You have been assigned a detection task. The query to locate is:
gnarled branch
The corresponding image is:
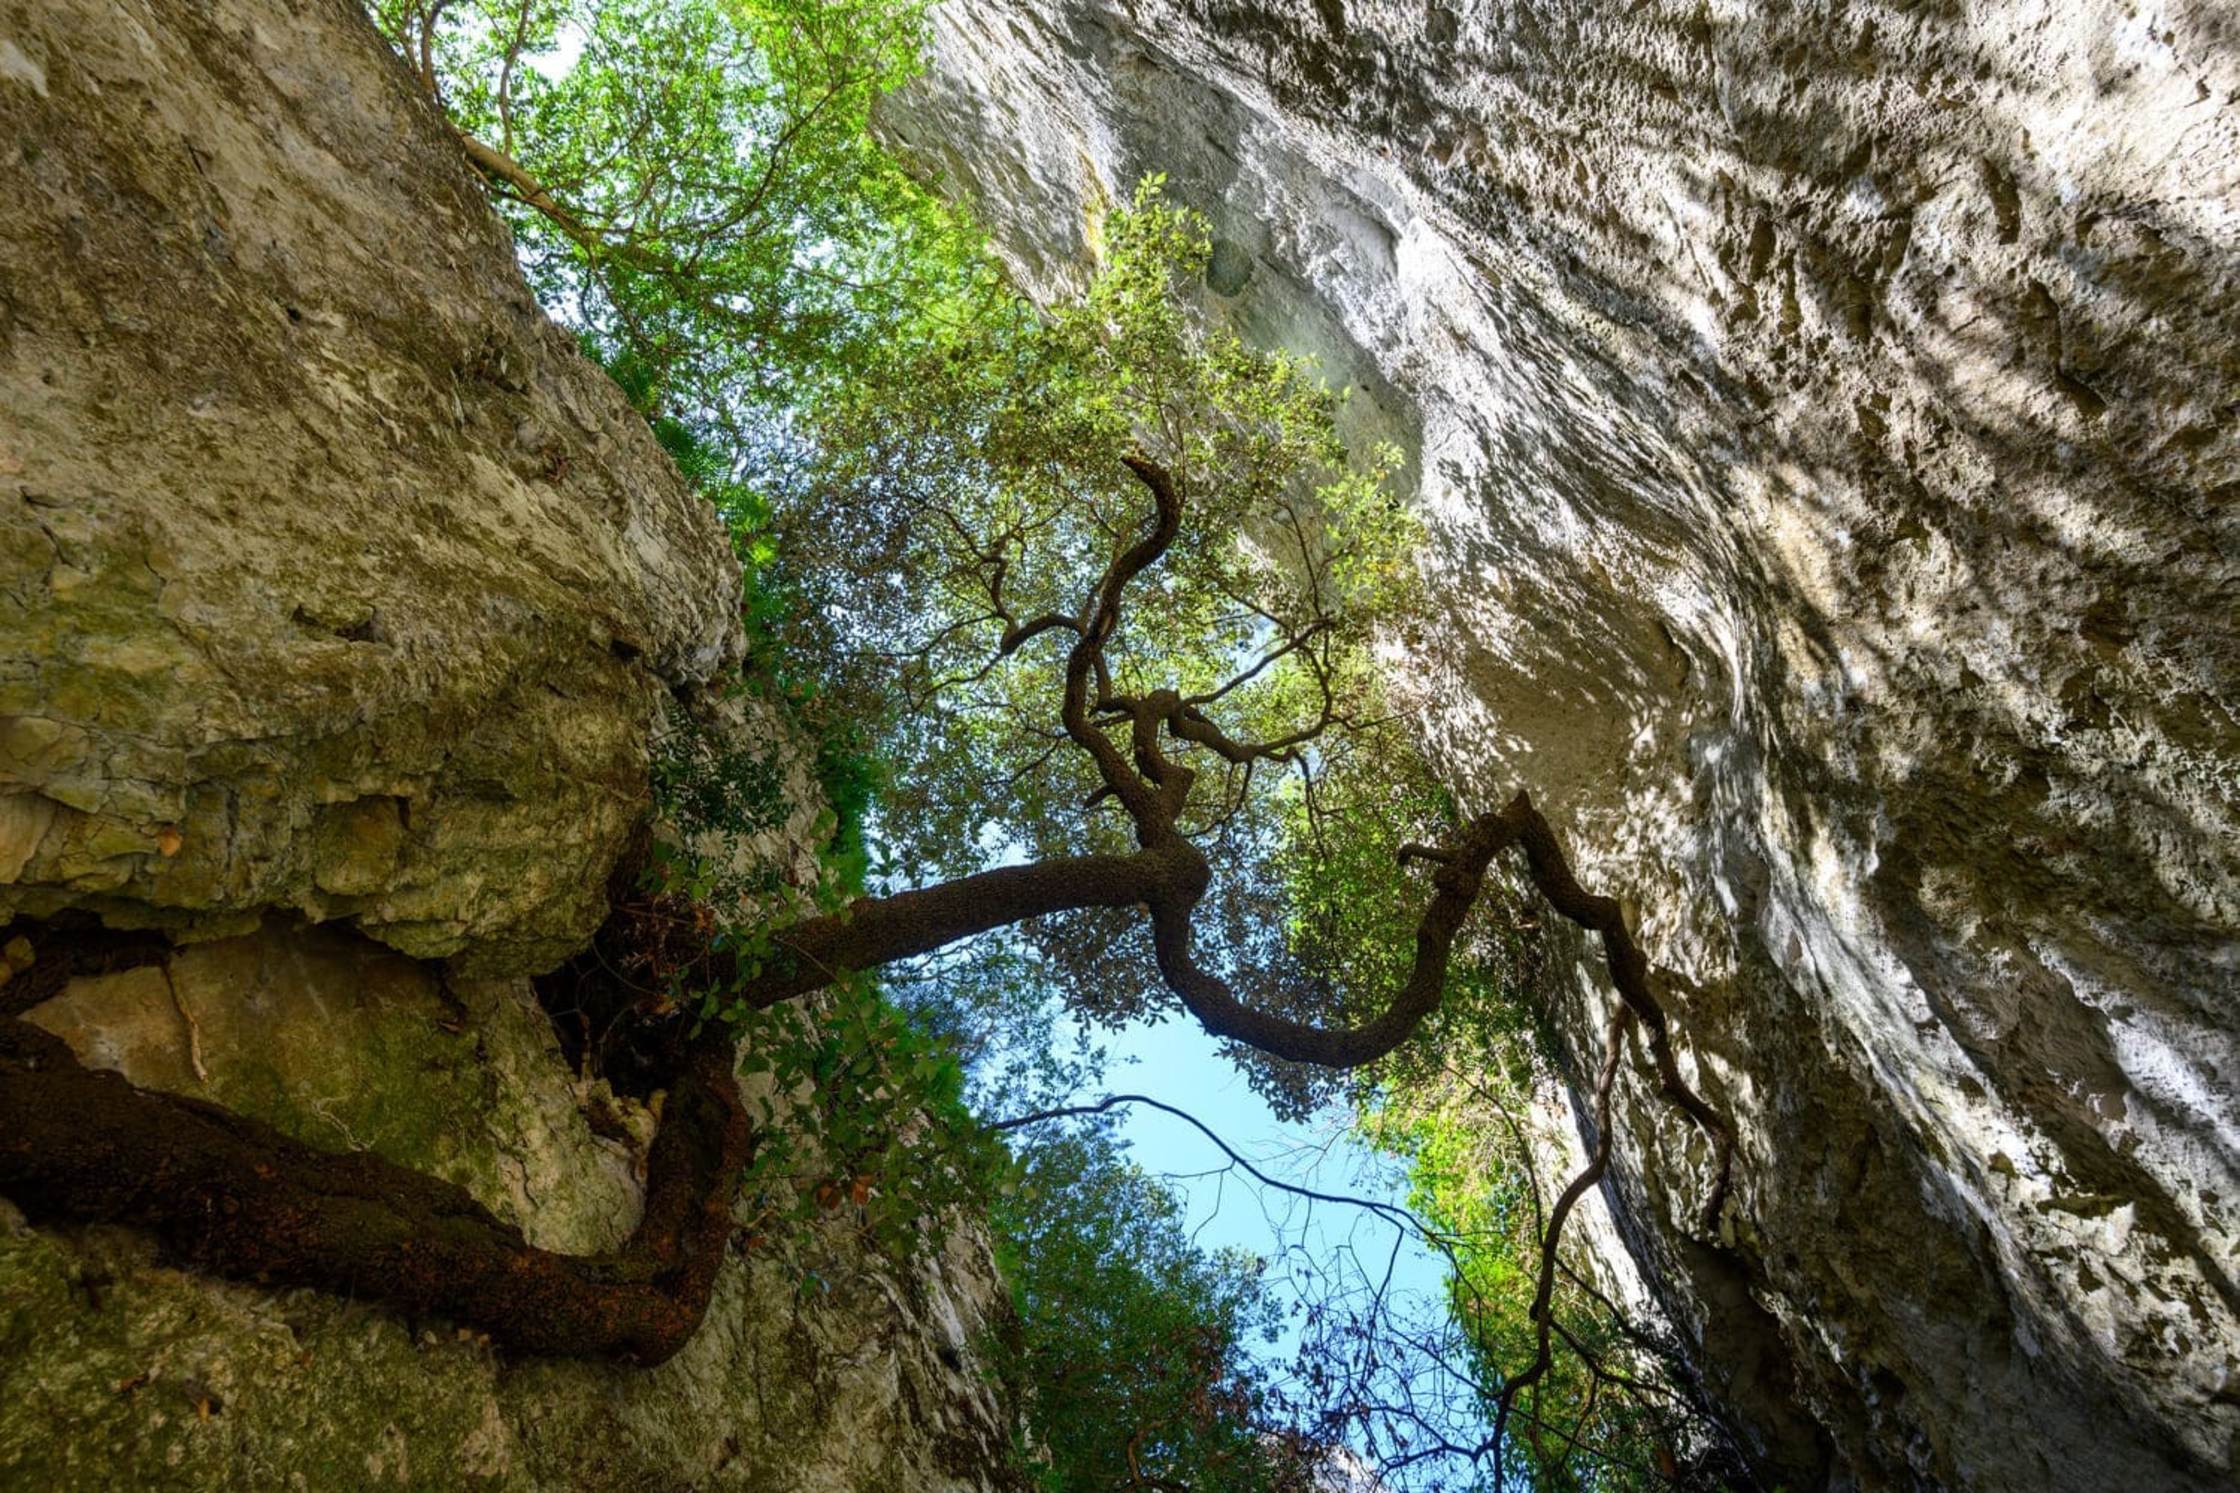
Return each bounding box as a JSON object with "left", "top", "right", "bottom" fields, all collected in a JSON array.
[{"left": 0, "top": 923, "right": 749, "bottom": 1366}]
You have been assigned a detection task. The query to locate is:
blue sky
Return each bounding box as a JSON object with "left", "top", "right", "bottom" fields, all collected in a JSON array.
[{"left": 1098, "top": 1008, "right": 1453, "bottom": 1369}]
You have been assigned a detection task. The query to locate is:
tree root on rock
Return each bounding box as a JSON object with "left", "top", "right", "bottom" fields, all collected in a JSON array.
[
  {"left": 0, "top": 784, "right": 1731, "bottom": 1394},
  {"left": 0, "top": 921, "right": 750, "bottom": 1366}
]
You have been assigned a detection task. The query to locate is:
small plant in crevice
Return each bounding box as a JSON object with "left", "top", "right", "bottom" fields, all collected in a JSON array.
[
  {"left": 639, "top": 679, "right": 1001, "bottom": 1269},
  {"left": 726, "top": 970, "right": 1011, "bottom": 1268},
  {"left": 649, "top": 704, "right": 789, "bottom": 889}
]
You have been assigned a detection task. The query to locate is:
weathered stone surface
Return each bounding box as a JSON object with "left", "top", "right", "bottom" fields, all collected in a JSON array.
[
  {"left": 0, "top": 0, "right": 745, "bottom": 971},
  {"left": 0, "top": 0, "right": 1018, "bottom": 1483},
  {"left": 2, "top": 922, "right": 1013, "bottom": 1491},
  {"left": 884, "top": 2, "right": 2239, "bottom": 1486}
]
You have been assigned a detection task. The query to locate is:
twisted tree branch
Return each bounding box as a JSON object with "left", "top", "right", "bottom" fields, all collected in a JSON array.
[{"left": 0, "top": 921, "right": 749, "bottom": 1366}]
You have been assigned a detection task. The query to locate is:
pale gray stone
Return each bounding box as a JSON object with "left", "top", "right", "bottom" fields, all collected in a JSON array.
[{"left": 882, "top": 2, "right": 2240, "bottom": 1486}]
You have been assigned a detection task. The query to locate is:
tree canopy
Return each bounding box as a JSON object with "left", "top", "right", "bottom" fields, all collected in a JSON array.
[
  {"left": 567, "top": 169, "right": 1738, "bottom": 1485},
  {"left": 990, "top": 1125, "right": 1321, "bottom": 1491},
  {"left": 375, "top": 0, "right": 981, "bottom": 480}
]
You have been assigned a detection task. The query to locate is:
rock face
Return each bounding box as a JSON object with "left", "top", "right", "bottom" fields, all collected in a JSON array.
[
  {"left": 1, "top": 0, "right": 744, "bottom": 972},
  {"left": 882, "top": 2, "right": 2240, "bottom": 1486},
  {"left": 3, "top": 918, "right": 1013, "bottom": 1491},
  {"left": 0, "top": 0, "right": 1014, "bottom": 1484}
]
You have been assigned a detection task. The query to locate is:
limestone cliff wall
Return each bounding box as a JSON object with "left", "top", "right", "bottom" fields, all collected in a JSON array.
[
  {"left": 1, "top": 0, "right": 743, "bottom": 972},
  {"left": 0, "top": 0, "right": 1013, "bottom": 1484},
  {"left": 883, "top": 2, "right": 2239, "bottom": 1486}
]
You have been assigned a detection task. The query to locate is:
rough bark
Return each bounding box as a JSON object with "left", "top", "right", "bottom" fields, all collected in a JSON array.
[{"left": 0, "top": 925, "right": 749, "bottom": 1366}]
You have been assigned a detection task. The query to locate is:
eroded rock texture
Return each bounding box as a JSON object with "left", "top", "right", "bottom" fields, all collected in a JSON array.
[
  {"left": 884, "top": 1, "right": 2239, "bottom": 1486},
  {"left": 1, "top": 0, "right": 744, "bottom": 971},
  {"left": 2, "top": 917, "right": 1012, "bottom": 1490},
  {"left": 1, "top": 0, "right": 1014, "bottom": 1484}
]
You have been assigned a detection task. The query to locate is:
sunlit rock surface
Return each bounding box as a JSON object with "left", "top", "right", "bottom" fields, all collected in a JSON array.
[
  {"left": 0, "top": 0, "right": 1015, "bottom": 1483},
  {"left": 884, "top": 2, "right": 2240, "bottom": 1485},
  {"left": 0, "top": 0, "right": 745, "bottom": 972}
]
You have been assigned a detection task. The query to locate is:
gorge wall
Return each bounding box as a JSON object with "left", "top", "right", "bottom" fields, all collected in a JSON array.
[
  {"left": 0, "top": 0, "right": 1010, "bottom": 1484},
  {"left": 882, "top": 2, "right": 2240, "bottom": 1487}
]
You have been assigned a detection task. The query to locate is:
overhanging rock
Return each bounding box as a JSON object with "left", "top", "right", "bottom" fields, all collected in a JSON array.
[
  {"left": 881, "top": 1, "right": 2240, "bottom": 1485},
  {"left": 1, "top": 0, "right": 744, "bottom": 972}
]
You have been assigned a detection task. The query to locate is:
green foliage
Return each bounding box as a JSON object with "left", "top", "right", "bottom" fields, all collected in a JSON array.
[
  {"left": 648, "top": 695, "right": 1004, "bottom": 1265},
  {"left": 796, "top": 181, "right": 1432, "bottom": 1038},
  {"left": 650, "top": 707, "right": 786, "bottom": 875},
  {"left": 1367, "top": 1081, "right": 1701, "bottom": 1491},
  {"left": 806, "top": 178, "right": 1417, "bottom": 749},
  {"left": 637, "top": 640, "right": 1013, "bottom": 1301},
  {"left": 384, "top": 1, "right": 1702, "bottom": 1475},
  {"left": 374, "top": 0, "right": 983, "bottom": 434},
  {"left": 804, "top": 717, "right": 880, "bottom": 893},
  {"left": 989, "top": 1127, "right": 1321, "bottom": 1491},
  {"left": 598, "top": 325, "right": 881, "bottom": 908},
  {"left": 728, "top": 972, "right": 1010, "bottom": 1266}
]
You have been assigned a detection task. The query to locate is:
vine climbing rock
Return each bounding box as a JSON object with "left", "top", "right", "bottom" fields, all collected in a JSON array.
[{"left": 0, "top": 0, "right": 1013, "bottom": 1485}]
